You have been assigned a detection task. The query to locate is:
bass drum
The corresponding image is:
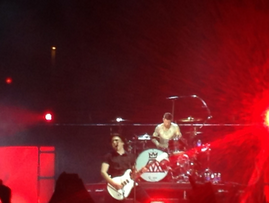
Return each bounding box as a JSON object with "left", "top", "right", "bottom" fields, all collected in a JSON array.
[{"left": 136, "top": 148, "right": 169, "bottom": 182}]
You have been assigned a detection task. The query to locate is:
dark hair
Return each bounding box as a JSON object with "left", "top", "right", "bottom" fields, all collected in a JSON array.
[
  {"left": 109, "top": 133, "right": 126, "bottom": 144},
  {"left": 163, "top": 112, "right": 172, "bottom": 120}
]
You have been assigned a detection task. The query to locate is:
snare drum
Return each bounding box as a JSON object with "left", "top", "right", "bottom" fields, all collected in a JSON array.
[
  {"left": 136, "top": 149, "right": 169, "bottom": 182},
  {"left": 169, "top": 152, "right": 190, "bottom": 178}
]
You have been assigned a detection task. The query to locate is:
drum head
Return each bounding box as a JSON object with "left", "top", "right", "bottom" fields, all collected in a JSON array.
[{"left": 136, "top": 148, "right": 168, "bottom": 182}]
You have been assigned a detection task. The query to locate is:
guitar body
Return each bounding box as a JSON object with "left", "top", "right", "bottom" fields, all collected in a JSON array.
[
  {"left": 107, "top": 169, "right": 134, "bottom": 200},
  {"left": 107, "top": 152, "right": 168, "bottom": 200}
]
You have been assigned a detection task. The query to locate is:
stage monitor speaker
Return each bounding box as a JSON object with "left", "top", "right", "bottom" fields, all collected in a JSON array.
[{"left": 49, "top": 172, "right": 94, "bottom": 203}]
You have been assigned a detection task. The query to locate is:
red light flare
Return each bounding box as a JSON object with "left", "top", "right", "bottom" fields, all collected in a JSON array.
[
  {"left": 192, "top": 90, "right": 269, "bottom": 202},
  {"left": 5, "top": 77, "right": 12, "bottom": 84},
  {"left": 0, "top": 105, "right": 44, "bottom": 136},
  {"left": 264, "top": 110, "right": 269, "bottom": 127},
  {"left": 188, "top": 5, "right": 269, "bottom": 200}
]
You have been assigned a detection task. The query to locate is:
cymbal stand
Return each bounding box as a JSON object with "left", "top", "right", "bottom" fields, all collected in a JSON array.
[
  {"left": 172, "top": 99, "right": 176, "bottom": 122},
  {"left": 190, "top": 125, "right": 196, "bottom": 148},
  {"left": 203, "top": 144, "right": 212, "bottom": 182},
  {"left": 131, "top": 136, "right": 138, "bottom": 155},
  {"left": 166, "top": 96, "right": 178, "bottom": 122}
]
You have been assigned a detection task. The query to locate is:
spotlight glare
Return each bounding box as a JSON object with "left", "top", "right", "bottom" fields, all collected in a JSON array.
[
  {"left": 265, "top": 110, "right": 269, "bottom": 127},
  {"left": 116, "top": 117, "right": 123, "bottom": 122},
  {"left": 44, "top": 113, "right": 53, "bottom": 122}
]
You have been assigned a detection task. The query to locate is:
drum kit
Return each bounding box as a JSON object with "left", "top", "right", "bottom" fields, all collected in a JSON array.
[
  {"left": 133, "top": 137, "right": 204, "bottom": 183},
  {"left": 128, "top": 118, "right": 218, "bottom": 184}
]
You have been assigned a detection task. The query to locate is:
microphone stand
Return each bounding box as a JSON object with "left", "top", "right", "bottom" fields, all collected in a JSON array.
[{"left": 203, "top": 144, "right": 212, "bottom": 182}]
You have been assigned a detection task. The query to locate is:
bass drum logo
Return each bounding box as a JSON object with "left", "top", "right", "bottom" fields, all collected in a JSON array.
[{"left": 136, "top": 148, "right": 168, "bottom": 182}]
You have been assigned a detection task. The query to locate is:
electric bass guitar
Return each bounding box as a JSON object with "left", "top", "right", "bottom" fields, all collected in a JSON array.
[{"left": 107, "top": 152, "right": 168, "bottom": 200}]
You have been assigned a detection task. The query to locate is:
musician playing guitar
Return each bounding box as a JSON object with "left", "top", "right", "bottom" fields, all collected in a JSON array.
[{"left": 101, "top": 133, "right": 151, "bottom": 203}]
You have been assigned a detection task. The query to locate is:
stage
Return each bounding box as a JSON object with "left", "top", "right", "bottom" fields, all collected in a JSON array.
[{"left": 85, "top": 181, "right": 245, "bottom": 203}]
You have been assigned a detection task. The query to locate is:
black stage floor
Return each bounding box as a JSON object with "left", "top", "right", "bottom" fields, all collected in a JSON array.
[{"left": 85, "top": 181, "right": 245, "bottom": 203}]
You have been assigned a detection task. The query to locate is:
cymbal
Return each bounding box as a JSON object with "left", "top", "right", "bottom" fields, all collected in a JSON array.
[{"left": 178, "top": 117, "right": 203, "bottom": 122}]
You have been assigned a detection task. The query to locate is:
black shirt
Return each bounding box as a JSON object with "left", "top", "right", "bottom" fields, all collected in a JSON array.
[{"left": 103, "top": 151, "right": 136, "bottom": 178}]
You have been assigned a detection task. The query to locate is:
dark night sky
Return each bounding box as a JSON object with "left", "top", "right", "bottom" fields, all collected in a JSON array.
[{"left": 1, "top": 0, "right": 269, "bottom": 125}]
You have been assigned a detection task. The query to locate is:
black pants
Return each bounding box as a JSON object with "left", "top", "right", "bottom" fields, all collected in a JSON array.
[{"left": 104, "top": 185, "right": 150, "bottom": 203}]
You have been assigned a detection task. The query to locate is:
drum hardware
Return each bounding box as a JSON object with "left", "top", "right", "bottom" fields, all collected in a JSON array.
[
  {"left": 170, "top": 171, "right": 190, "bottom": 183},
  {"left": 137, "top": 133, "right": 151, "bottom": 140},
  {"left": 126, "top": 140, "right": 133, "bottom": 153},
  {"left": 165, "top": 138, "right": 195, "bottom": 183},
  {"left": 132, "top": 135, "right": 216, "bottom": 184},
  {"left": 131, "top": 134, "right": 155, "bottom": 155},
  {"left": 178, "top": 117, "right": 203, "bottom": 123},
  {"left": 186, "top": 129, "right": 203, "bottom": 148},
  {"left": 166, "top": 95, "right": 179, "bottom": 121},
  {"left": 199, "top": 143, "right": 219, "bottom": 183},
  {"left": 167, "top": 95, "right": 212, "bottom": 124},
  {"left": 168, "top": 137, "right": 188, "bottom": 155},
  {"left": 200, "top": 144, "right": 222, "bottom": 184},
  {"left": 169, "top": 146, "right": 204, "bottom": 183},
  {"left": 167, "top": 152, "right": 191, "bottom": 183},
  {"left": 183, "top": 123, "right": 204, "bottom": 148},
  {"left": 185, "top": 131, "right": 203, "bottom": 135}
]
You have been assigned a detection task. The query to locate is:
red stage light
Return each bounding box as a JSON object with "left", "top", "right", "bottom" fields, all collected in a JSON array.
[
  {"left": 5, "top": 77, "right": 12, "bottom": 84},
  {"left": 265, "top": 110, "right": 269, "bottom": 127}
]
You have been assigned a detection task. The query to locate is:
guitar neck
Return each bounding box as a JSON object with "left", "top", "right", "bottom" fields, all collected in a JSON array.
[{"left": 132, "top": 160, "right": 155, "bottom": 179}]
